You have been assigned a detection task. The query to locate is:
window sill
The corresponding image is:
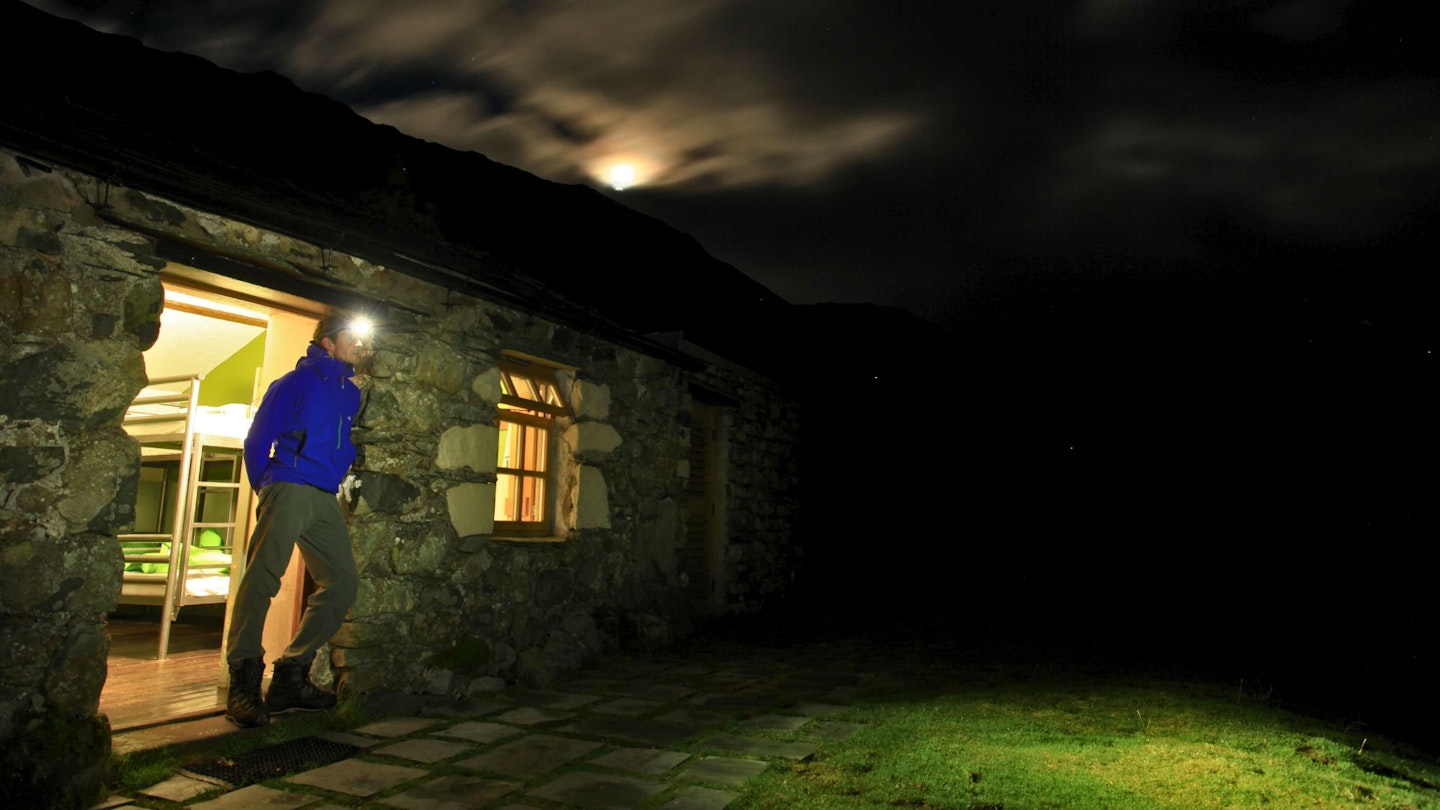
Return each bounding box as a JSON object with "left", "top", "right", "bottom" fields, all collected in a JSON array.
[{"left": 491, "top": 534, "right": 566, "bottom": 545}]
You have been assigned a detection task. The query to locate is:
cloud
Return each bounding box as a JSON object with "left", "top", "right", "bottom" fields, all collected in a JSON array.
[
  {"left": 1039, "top": 74, "right": 1438, "bottom": 259},
  {"left": 274, "top": 0, "right": 926, "bottom": 190}
]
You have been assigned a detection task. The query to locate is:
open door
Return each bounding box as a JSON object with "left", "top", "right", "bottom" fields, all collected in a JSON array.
[{"left": 101, "top": 274, "right": 321, "bottom": 730}]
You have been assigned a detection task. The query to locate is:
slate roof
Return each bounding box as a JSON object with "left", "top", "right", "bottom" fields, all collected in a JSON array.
[{"left": 0, "top": 0, "right": 792, "bottom": 368}]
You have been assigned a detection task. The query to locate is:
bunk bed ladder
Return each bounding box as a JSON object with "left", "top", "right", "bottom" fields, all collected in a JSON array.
[
  {"left": 176, "top": 442, "right": 244, "bottom": 617},
  {"left": 119, "top": 373, "right": 202, "bottom": 660}
]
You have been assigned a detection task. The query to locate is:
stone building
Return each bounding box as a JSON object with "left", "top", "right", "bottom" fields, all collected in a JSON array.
[{"left": 0, "top": 3, "right": 807, "bottom": 806}]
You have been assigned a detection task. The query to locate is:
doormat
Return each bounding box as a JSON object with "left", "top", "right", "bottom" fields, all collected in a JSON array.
[{"left": 178, "top": 735, "right": 361, "bottom": 789}]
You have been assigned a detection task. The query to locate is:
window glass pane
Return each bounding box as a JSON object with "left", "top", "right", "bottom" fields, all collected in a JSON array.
[
  {"left": 522, "top": 423, "right": 547, "bottom": 472},
  {"left": 511, "top": 377, "right": 539, "bottom": 401},
  {"left": 520, "top": 475, "right": 545, "bottom": 523},
  {"left": 497, "top": 420, "right": 519, "bottom": 469},
  {"left": 500, "top": 363, "right": 568, "bottom": 413},
  {"left": 494, "top": 472, "right": 518, "bottom": 521}
]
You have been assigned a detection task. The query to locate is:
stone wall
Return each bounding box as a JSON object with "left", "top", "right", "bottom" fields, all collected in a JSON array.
[{"left": 0, "top": 147, "right": 803, "bottom": 807}]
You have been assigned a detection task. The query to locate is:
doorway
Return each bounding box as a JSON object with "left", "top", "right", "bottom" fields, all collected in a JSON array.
[
  {"left": 101, "top": 273, "right": 321, "bottom": 730},
  {"left": 682, "top": 399, "right": 728, "bottom": 614}
]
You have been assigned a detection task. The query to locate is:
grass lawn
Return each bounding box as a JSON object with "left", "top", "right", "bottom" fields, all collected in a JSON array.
[{"left": 710, "top": 594, "right": 1440, "bottom": 809}]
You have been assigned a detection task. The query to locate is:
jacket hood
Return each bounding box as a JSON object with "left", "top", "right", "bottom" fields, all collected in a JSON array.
[{"left": 297, "top": 341, "right": 353, "bottom": 378}]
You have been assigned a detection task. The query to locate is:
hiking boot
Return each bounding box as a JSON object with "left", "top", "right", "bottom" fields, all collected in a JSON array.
[
  {"left": 225, "top": 657, "right": 270, "bottom": 728},
  {"left": 266, "top": 654, "right": 337, "bottom": 713}
]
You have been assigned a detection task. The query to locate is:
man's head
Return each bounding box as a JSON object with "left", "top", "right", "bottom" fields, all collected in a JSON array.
[{"left": 313, "top": 313, "right": 373, "bottom": 367}]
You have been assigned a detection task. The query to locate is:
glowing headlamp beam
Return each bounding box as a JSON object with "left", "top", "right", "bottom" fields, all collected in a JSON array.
[
  {"left": 347, "top": 318, "right": 373, "bottom": 339},
  {"left": 322, "top": 317, "right": 374, "bottom": 341}
]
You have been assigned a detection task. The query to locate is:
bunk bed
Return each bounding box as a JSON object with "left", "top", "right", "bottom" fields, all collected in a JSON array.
[{"left": 118, "top": 373, "right": 252, "bottom": 659}]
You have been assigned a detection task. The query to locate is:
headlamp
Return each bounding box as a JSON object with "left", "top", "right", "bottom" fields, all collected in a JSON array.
[
  {"left": 324, "top": 317, "right": 373, "bottom": 340},
  {"left": 347, "top": 318, "right": 374, "bottom": 340}
]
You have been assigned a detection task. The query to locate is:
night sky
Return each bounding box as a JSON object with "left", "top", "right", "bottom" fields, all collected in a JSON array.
[
  {"left": 23, "top": 0, "right": 1440, "bottom": 746},
  {"left": 24, "top": 1, "right": 1437, "bottom": 329}
]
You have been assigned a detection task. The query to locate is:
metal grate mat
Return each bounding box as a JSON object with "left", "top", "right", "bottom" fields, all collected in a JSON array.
[{"left": 177, "top": 735, "right": 360, "bottom": 789}]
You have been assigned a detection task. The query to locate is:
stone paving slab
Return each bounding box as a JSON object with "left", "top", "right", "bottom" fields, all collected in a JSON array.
[
  {"left": 702, "top": 734, "right": 816, "bottom": 761},
  {"left": 732, "top": 681, "right": 789, "bottom": 700},
  {"left": 432, "top": 720, "right": 522, "bottom": 744},
  {"left": 492, "top": 706, "right": 575, "bottom": 726},
  {"left": 287, "top": 758, "right": 428, "bottom": 797},
  {"left": 661, "top": 664, "right": 715, "bottom": 677},
  {"left": 316, "top": 729, "right": 384, "bottom": 748},
  {"left": 353, "top": 716, "right": 445, "bottom": 737},
  {"left": 506, "top": 689, "right": 604, "bottom": 710},
  {"left": 138, "top": 773, "right": 218, "bottom": 803},
  {"left": 375, "top": 774, "right": 522, "bottom": 809},
  {"left": 526, "top": 770, "right": 668, "bottom": 809},
  {"left": 738, "top": 713, "right": 810, "bottom": 730},
  {"left": 715, "top": 663, "right": 789, "bottom": 679},
  {"left": 697, "top": 675, "right": 757, "bottom": 691},
  {"left": 556, "top": 677, "right": 623, "bottom": 693},
  {"left": 591, "top": 697, "right": 668, "bottom": 717},
  {"left": 790, "top": 669, "right": 866, "bottom": 686},
  {"left": 766, "top": 678, "right": 830, "bottom": 697},
  {"left": 786, "top": 701, "right": 850, "bottom": 716},
  {"left": 559, "top": 715, "right": 696, "bottom": 748},
  {"left": 810, "top": 720, "right": 865, "bottom": 740},
  {"left": 422, "top": 698, "right": 508, "bottom": 719},
  {"left": 455, "top": 733, "right": 603, "bottom": 777},
  {"left": 604, "top": 682, "right": 697, "bottom": 702},
  {"left": 685, "top": 692, "right": 755, "bottom": 709},
  {"left": 583, "top": 660, "right": 672, "bottom": 679},
  {"left": 374, "top": 737, "right": 478, "bottom": 763},
  {"left": 660, "top": 785, "right": 741, "bottom": 810},
  {"left": 187, "top": 783, "right": 314, "bottom": 809},
  {"left": 654, "top": 707, "right": 730, "bottom": 726},
  {"left": 590, "top": 747, "right": 692, "bottom": 775},
  {"left": 675, "top": 756, "right": 769, "bottom": 788}
]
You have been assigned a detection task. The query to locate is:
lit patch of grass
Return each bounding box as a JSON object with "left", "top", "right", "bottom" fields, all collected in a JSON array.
[
  {"left": 732, "top": 668, "right": 1440, "bottom": 810},
  {"left": 108, "top": 746, "right": 185, "bottom": 793}
]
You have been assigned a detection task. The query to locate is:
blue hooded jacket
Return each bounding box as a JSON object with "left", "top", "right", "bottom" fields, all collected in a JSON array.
[{"left": 244, "top": 342, "right": 361, "bottom": 494}]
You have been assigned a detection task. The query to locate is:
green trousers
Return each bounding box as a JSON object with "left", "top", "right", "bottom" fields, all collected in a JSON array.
[{"left": 225, "top": 481, "right": 357, "bottom": 665}]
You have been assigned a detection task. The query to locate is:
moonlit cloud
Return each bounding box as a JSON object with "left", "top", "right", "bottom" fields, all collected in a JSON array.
[{"left": 271, "top": 0, "right": 927, "bottom": 191}]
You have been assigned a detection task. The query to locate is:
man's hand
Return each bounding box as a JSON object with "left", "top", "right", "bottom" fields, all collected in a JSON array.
[{"left": 340, "top": 474, "right": 362, "bottom": 503}]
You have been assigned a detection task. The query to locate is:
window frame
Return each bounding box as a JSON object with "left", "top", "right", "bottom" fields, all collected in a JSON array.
[{"left": 493, "top": 353, "right": 571, "bottom": 535}]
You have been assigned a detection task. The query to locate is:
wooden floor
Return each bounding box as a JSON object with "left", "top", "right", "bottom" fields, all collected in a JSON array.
[{"left": 101, "top": 608, "right": 227, "bottom": 731}]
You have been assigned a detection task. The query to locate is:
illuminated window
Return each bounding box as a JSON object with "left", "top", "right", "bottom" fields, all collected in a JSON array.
[{"left": 494, "top": 355, "right": 570, "bottom": 534}]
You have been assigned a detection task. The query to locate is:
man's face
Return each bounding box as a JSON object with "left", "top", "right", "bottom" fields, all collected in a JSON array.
[{"left": 324, "top": 328, "right": 371, "bottom": 367}]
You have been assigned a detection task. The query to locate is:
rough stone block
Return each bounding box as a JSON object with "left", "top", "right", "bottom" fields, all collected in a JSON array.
[
  {"left": 564, "top": 421, "right": 622, "bottom": 457},
  {"left": 574, "top": 466, "right": 610, "bottom": 530},
  {"left": 435, "top": 423, "right": 498, "bottom": 473},
  {"left": 570, "top": 379, "right": 611, "bottom": 419},
  {"left": 447, "top": 482, "right": 495, "bottom": 537},
  {"left": 471, "top": 366, "right": 502, "bottom": 403},
  {"left": 392, "top": 531, "right": 449, "bottom": 576}
]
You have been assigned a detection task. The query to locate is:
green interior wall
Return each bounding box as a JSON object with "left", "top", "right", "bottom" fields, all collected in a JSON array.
[{"left": 198, "top": 331, "right": 266, "bottom": 407}]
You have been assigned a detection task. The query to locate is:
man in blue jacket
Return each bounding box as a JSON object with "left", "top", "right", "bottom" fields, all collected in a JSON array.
[{"left": 224, "top": 313, "right": 370, "bottom": 728}]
